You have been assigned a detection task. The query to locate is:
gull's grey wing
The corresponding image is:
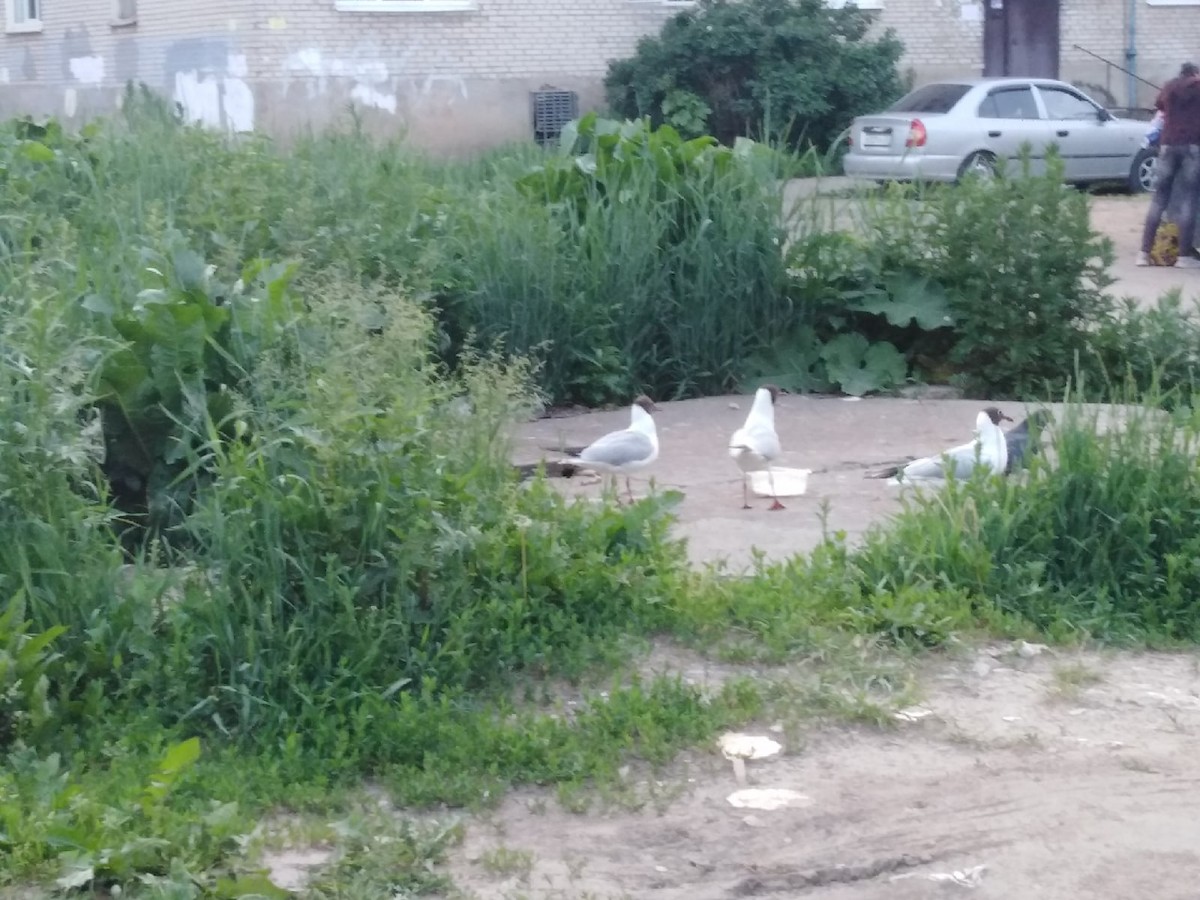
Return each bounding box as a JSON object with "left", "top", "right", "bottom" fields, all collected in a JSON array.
[{"left": 578, "top": 429, "right": 654, "bottom": 468}]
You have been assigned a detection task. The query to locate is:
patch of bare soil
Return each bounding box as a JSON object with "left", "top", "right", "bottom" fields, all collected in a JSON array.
[{"left": 442, "top": 644, "right": 1200, "bottom": 899}]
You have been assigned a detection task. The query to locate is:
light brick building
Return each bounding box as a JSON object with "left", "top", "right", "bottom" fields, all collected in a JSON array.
[{"left": 1, "top": 0, "right": 1197, "bottom": 152}]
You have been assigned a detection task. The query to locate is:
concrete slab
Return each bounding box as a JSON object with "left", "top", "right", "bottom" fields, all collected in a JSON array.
[{"left": 514, "top": 396, "right": 1131, "bottom": 573}]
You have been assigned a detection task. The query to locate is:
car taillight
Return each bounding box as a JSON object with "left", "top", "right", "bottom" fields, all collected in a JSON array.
[{"left": 905, "top": 118, "right": 927, "bottom": 148}]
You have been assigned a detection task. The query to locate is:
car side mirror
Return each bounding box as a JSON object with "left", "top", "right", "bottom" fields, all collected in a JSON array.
[{"left": 1097, "top": 108, "right": 1113, "bottom": 122}]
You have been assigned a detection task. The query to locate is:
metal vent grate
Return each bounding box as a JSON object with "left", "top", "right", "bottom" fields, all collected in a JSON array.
[{"left": 531, "top": 89, "right": 579, "bottom": 147}]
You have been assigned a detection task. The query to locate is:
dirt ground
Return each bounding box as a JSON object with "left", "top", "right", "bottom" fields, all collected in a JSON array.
[{"left": 441, "top": 642, "right": 1200, "bottom": 899}]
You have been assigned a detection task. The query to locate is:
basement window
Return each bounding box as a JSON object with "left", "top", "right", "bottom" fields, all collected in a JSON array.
[
  {"left": 532, "top": 89, "right": 579, "bottom": 148},
  {"left": 6, "top": 0, "right": 42, "bottom": 34},
  {"left": 112, "top": 0, "right": 138, "bottom": 27}
]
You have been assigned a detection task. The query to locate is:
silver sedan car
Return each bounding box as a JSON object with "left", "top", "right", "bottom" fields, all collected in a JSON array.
[{"left": 842, "top": 78, "right": 1157, "bottom": 193}]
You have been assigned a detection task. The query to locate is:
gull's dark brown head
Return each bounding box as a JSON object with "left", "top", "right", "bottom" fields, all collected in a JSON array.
[
  {"left": 761, "top": 384, "right": 788, "bottom": 404},
  {"left": 983, "top": 406, "right": 1013, "bottom": 425},
  {"left": 633, "top": 395, "right": 659, "bottom": 414}
]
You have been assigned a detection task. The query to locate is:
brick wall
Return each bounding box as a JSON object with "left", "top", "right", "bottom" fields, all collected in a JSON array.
[
  {"left": 0, "top": 0, "right": 251, "bottom": 127},
  {"left": 873, "top": 0, "right": 983, "bottom": 83},
  {"left": 242, "top": 0, "right": 681, "bottom": 147},
  {"left": 0, "top": 0, "right": 1197, "bottom": 150}
]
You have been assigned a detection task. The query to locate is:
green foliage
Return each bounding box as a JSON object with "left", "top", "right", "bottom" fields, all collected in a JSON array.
[
  {"left": 0, "top": 593, "right": 65, "bottom": 750},
  {"left": 105, "top": 282, "right": 686, "bottom": 747},
  {"left": 444, "top": 114, "right": 794, "bottom": 402},
  {"left": 853, "top": 151, "right": 1116, "bottom": 396},
  {"left": 303, "top": 817, "right": 460, "bottom": 898},
  {"left": 1088, "top": 292, "right": 1200, "bottom": 409},
  {"left": 86, "top": 244, "right": 299, "bottom": 544},
  {"left": 850, "top": 398, "right": 1200, "bottom": 642},
  {"left": 604, "top": 0, "right": 904, "bottom": 150},
  {"left": 0, "top": 738, "right": 272, "bottom": 896},
  {"left": 742, "top": 232, "right": 957, "bottom": 394},
  {"left": 6, "top": 96, "right": 1200, "bottom": 898},
  {"left": 819, "top": 333, "right": 907, "bottom": 397}
]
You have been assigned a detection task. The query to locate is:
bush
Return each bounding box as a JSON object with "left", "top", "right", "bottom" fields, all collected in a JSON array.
[
  {"left": 1088, "top": 292, "right": 1200, "bottom": 408},
  {"left": 604, "top": 0, "right": 905, "bottom": 150},
  {"left": 852, "top": 152, "right": 1116, "bottom": 396}
]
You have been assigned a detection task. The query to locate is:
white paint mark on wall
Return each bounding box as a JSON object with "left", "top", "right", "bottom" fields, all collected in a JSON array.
[
  {"left": 172, "top": 53, "right": 256, "bottom": 134},
  {"left": 64, "top": 88, "right": 78, "bottom": 118},
  {"left": 350, "top": 84, "right": 397, "bottom": 114},
  {"left": 0, "top": 67, "right": 10, "bottom": 84},
  {"left": 175, "top": 71, "right": 222, "bottom": 128},
  {"left": 959, "top": 1, "right": 983, "bottom": 22},
  {"left": 69, "top": 55, "right": 105, "bottom": 85},
  {"left": 223, "top": 77, "right": 256, "bottom": 132},
  {"left": 283, "top": 48, "right": 398, "bottom": 114}
]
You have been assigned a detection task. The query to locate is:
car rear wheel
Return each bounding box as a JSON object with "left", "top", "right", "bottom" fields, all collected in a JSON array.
[
  {"left": 957, "top": 151, "right": 997, "bottom": 182},
  {"left": 1129, "top": 148, "right": 1157, "bottom": 194}
]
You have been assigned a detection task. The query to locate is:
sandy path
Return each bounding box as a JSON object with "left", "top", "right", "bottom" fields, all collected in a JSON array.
[{"left": 446, "top": 644, "right": 1200, "bottom": 899}]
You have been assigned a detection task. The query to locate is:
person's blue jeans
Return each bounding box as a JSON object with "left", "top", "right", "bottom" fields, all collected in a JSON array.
[{"left": 1141, "top": 144, "right": 1200, "bottom": 257}]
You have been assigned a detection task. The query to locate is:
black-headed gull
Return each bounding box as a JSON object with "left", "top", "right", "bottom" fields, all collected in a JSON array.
[
  {"left": 729, "top": 384, "right": 786, "bottom": 510},
  {"left": 1004, "top": 410, "right": 1053, "bottom": 474},
  {"left": 563, "top": 395, "right": 660, "bottom": 503},
  {"left": 867, "top": 406, "right": 1013, "bottom": 481}
]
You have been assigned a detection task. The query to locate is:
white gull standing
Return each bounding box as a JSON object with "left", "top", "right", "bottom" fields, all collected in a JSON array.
[
  {"left": 564, "top": 395, "right": 660, "bottom": 504},
  {"left": 867, "top": 406, "right": 1013, "bottom": 482},
  {"left": 729, "top": 384, "right": 787, "bottom": 510}
]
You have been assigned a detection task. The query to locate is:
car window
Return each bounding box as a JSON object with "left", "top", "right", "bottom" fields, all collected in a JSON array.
[
  {"left": 887, "top": 83, "right": 971, "bottom": 114},
  {"left": 978, "top": 87, "right": 1039, "bottom": 120},
  {"left": 1039, "top": 86, "right": 1099, "bottom": 120}
]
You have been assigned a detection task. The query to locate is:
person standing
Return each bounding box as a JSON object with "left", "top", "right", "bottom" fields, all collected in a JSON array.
[{"left": 1137, "top": 62, "right": 1200, "bottom": 269}]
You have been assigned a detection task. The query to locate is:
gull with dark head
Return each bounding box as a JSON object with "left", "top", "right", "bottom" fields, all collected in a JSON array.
[
  {"left": 563, "top": 395, "right": 660, "bottom": 504},
  {"left": 867, "top": 406, "right": 1013, "bottom": 482},
  {"left": 729, "top": 384, "right": 787, "bottom": 510}
]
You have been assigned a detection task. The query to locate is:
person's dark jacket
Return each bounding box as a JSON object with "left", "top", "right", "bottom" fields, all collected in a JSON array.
[{"left": 1155, "top": 74, "right": 1200, "bottom": 145}]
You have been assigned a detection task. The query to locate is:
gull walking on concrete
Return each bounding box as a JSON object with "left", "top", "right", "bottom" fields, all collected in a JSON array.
[
  {"left": 563, "top": 395, "right": 660, "bottom": 504},
  {"left": 729, "top": 384, "right": 786, "bottom": 510}
]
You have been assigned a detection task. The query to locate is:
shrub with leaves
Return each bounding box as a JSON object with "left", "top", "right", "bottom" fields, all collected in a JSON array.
[
  {"left": 83, "top": 241, "right": 299, "bottom": 546},
  {"left": 604, "top": 0, "right": 904, "bottom": 149},
  {"left": 856, "top": 152, "right": 1116, "bottom": 396},
  {"left": 0, "top": 594, "right": 64, "bottom": 750},
  {"left": 741, "top": 228, "right": 957, "bottom": 395},
  {"left": 1087, "top": 292, "right": 1200, "bottom": 409}
]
